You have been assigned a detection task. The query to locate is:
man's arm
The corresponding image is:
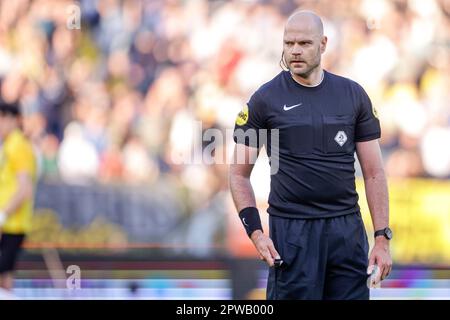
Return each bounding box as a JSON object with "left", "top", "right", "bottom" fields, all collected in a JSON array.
[
  {"left": 0, "top": 172, "right": 34, "bottom": 227},
  {"left": 229, "top": 144, "right": 259, "bottom": 212},
  {"left": 229, "top": 143, "right": 280, "bottom": 266},
  {"left": 356, "top": 139, "right": 392, "bottom": 284}
]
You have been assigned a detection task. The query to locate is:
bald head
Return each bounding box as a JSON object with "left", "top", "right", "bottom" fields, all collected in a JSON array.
[
  {"left": 282, "top": 10, "right": 327, "bottom": 81},
  {"left": 284, "top": 10, "right": 324, "bottom": 38}
]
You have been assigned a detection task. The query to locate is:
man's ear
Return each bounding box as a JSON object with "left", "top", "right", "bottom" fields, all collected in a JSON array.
[{"left": 320, "top": 36, "right": 328, "bottom": 54}]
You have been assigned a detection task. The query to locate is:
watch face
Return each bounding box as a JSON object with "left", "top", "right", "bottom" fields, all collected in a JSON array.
[{"left": 385, "top": 228, "right": 393, "bottom": 240}]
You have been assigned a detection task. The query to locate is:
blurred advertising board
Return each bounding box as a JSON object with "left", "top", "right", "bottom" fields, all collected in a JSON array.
[{"left": 28, "top": 181, "right": 186, "bottom": 249}]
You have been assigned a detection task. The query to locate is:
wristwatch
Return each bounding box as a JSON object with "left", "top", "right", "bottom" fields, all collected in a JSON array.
[{"left": 374, "top": 227, "right": 393, "bottom": 240}]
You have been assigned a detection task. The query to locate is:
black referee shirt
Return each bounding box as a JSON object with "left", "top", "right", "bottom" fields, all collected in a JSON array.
[{"left": 233, "top": 70, "right": 381, "bottom": 218}]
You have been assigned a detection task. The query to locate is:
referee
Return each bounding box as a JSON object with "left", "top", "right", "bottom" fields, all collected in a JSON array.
[
  {"left": 230, "top": 11, "right": 392, "bottom": 300},
  {"left": 0, "top": 101, "right": 36, "bottom": 291}
]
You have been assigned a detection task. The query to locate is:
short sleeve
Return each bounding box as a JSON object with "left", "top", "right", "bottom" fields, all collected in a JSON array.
[
  {"left": 233, "top": 91, "right": 267, "bottom": 148},
  {"left": 354, "top": 85, "right": 381, "bottom": 142},
  {"left": 6, "top": 138, "right": 35, "bottom": 175}
]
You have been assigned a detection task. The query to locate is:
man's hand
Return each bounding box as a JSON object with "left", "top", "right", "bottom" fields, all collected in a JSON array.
[
  {"left": 250, "top": 230, "right": 280, "bottom": 267},
  {"left": 367, "top": 237, "right": 392, "bottom": 287}
]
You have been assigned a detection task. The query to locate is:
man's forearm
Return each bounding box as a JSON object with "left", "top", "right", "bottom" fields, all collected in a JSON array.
[
  {"left": 229, "top": 169, "right": 279, "bottom": 265},
  {"left": 229, "top": 172, "right": 257, "bottom": 212},
  {"left": 364, "top": 170, "right": 389, "bottom": 232}
]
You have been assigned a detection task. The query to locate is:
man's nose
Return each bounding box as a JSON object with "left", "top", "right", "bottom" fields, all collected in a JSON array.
[{"left": 292, "top": 43, "right": 303, "bottom": 55}]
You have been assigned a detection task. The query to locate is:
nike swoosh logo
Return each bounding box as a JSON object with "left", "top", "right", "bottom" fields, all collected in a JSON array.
[
  {"left": 242, "top": 218, "right": 249, "bottom": 227},
  {"left": 283, "top": 103, "right": 303, "bottom": 111}
]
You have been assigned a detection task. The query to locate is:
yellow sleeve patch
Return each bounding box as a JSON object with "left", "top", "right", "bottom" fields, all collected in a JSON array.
[{"left": 235, "top": 105, "right": 249, "bottom": 126}]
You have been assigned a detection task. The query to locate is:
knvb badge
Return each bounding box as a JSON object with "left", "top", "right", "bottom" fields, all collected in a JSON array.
[{"left": 334, "top": 130, "right": 348, "bottom": 147}]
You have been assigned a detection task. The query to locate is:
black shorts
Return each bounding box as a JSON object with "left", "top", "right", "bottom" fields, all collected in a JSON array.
[
  {"left": 266, "top": 211, "right": 370, "bottom": 300},
  {"left": 0, "top": 233, "right": 26, "bottom": 274}
]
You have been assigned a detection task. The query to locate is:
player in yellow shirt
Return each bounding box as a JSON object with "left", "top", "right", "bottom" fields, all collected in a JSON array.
[{"left": 0, "top": 101, "right": 37, "bottom": 291}]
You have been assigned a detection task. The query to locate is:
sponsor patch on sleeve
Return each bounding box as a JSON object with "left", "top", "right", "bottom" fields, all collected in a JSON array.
[{"left": 235, "top": 105, "right": 249, "bottom": 126}]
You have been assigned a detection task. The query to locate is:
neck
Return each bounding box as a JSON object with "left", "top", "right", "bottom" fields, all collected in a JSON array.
[
  {"left": 290, "top": 67, "right": 324, "bottom": 87},
  {"left": 2, "top": 126, "right": 18, "bottom": 140}
]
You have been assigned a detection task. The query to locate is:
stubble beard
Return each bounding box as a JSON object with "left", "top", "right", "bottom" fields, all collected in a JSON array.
[{"left": 287, "top": 47, "right": 322, "bottom": 78}]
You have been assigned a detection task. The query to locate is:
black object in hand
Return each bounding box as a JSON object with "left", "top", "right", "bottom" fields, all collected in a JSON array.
[{"left": 274, "top": 258, "right": 284, "bottom": 268}]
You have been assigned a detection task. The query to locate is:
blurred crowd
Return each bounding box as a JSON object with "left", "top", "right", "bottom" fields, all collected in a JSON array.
[{"left": 0, "top": 0, "right": 449, "bottom": 205}]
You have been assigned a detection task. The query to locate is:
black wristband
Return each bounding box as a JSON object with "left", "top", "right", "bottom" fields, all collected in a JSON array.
[{"left": 239, "top": 207, "right": 263, "bottom": 238}]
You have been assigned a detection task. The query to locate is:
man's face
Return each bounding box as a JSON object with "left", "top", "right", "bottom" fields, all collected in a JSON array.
[{"left": 283, "top": 24, "right": 326, "bottom": 78}]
